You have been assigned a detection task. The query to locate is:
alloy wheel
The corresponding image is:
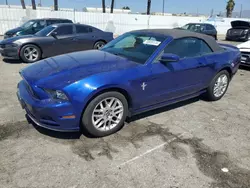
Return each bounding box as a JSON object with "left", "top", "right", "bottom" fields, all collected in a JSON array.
[
  {"left": 96, "top": 43, "right": 104, "bottom": 49},
  {"left": 23, "top": 47, "right": 39, "bottom": 62},
  {"left": 213, "top": 74, "right": 228, "bottom": 98},
  {"left": 92, "top": 97, "right": 124, "bottom": 132}
]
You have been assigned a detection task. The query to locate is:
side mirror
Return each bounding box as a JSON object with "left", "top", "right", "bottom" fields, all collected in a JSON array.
[
  {"left": 160, "top": 53, "right": 180, "bottom": 63},
  {"left": 51, "top": 32, "right": 58, "bottom": 39}
]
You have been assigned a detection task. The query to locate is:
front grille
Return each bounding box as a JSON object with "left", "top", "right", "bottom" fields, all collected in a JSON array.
[
  {"left": 229, "top": 29, "right": 243, "bottom": 36},
  {"left": 240, "top": 51, "right": 250, "bottom": 65}
]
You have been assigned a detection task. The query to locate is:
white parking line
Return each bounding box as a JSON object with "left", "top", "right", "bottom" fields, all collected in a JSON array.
[{"left": 117, "top": 132, "right": 187, "bottom": 168}]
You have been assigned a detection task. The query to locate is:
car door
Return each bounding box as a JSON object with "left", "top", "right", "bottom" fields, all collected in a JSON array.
[
  {"left": 46, "top": 25, "right": 77, "bottom": 56},
  {"left": 205, "top": 24, "right": 216, "bottom": 37},
  {"left": 137, "top": 37, "right": 213, "bottom": 107},
  {"left": 74, "top": 25, "right": 96, "bottom": 51}
]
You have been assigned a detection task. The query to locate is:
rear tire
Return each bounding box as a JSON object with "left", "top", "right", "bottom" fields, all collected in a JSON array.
[
  {"left": 20, "top": 44, "right": 41, "bottom": 63},
  {"left": 93, "top": 41, "right": 106, "bottom": 50},
  {"left": 205, "top": 70, "right": 230, "bottom": 101},
  {"left": 81, "top": 91, "right": 128, "bottom": 137}
]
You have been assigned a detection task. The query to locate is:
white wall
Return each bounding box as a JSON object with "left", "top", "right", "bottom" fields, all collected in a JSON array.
[{"left": 0, "top": 7, "right": 249, "bottom": 36}]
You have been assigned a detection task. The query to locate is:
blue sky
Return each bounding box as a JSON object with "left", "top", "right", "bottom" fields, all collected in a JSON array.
[{"left": 1, "top": 0, "right": 250, "bottom": 14}]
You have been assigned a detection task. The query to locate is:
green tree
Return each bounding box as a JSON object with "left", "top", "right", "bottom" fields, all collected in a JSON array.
[
  {"left": 110, "top": 0, "right": 114, "bottom": 13},
  {"left": 20, "top": 0, "right": 26, "bottom": 9},
  {"left": 147, "top": 0, "right": 151, "bottom": 15},
  {"left": 226, "top": 0, "right": 235, "bottom": 17},
  {"left": 102, "top": 0, "right": 106, "bottom": 13},
  {"left": 31, "top": 0, "right": 36, "bottom": 10},
  {"left": 54, "top": 0, "right": 58, "bottom": 11},
  {"left": 122, "top": 6, "right": 130, "bottom": 10}
]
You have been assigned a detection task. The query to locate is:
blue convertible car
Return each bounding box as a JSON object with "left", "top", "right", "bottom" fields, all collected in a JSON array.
[{"left": 17, "top": 29, "right": 241, "bottom": 137}]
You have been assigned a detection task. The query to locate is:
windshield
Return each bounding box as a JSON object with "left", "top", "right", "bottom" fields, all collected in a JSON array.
[
  {"left": 182, "top": 24, "right": 205, "bottom": 32},
  {"left": 21, "top": 20, "right": 36, "bottom": 29},
  {"left": 101, "top": 33, "right": 165, "bottom": 64},
  {"left": 35, "top": 25, "right": 56, "bottom": 37}
]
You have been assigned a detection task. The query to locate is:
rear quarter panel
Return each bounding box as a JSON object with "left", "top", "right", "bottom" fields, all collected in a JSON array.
[
  {"left": 94, "top": 29, "right": 114, "bottom": 43},
  {"left": 204, "top": 45, "right": 241, "bottom": 87}
]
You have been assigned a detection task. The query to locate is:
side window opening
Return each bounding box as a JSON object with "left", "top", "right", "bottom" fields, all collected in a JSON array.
[
  {"left": 55, "top": 25, "right": 73, "bottom": 36},
  {"left": 164, "top": 37, "right": 213, "bottom": 59},
  {"left": 76, "top": 25, "right": 91, "bottom": 34}
]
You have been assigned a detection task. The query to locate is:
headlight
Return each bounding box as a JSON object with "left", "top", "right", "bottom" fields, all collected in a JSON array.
[
  {"left": 45, "top": 89, "right": 68, "bottom": 101},
  {"left": 244, "top": 29, "right": 249, "bottom": 34},
  {"left": 5, "top": 43, "right": 18, "bottom": 48}
]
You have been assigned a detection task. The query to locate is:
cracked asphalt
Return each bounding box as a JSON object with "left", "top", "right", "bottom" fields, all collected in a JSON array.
[{"left": 0, "top": 39, "right": 250, "bottom": 188}]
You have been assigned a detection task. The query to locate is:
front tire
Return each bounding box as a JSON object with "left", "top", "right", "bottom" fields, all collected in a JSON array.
[
  {"left": 82, "top": 91, "right": 128, "bottom": 137},
  {"left": 206, "top": 70, "right": 230, "bottom": 101},
  {"left": 93, "top": 41, "right": 106, "bottom": 50},
  {"left": 20, "top": 44, "right": 41, "bottom": 63}
]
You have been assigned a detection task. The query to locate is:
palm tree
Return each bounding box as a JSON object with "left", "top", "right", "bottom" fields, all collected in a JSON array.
[
  {"left": 110, "top": 0, "right": 114, "bottom": 13},
  {"left": 31, "top": 0, "right": 36, "bottom": 10},
  {"left": 54, "top": 0, "right": 58, "bottom": 11},
  {"left": 226, "top": 0, "right": 235, "bottom": 17},
  {"left": 102, "top": 0, "right": 106, "bottom": 13},
  {"left": 20, "top": 0, "right": 26, "bottom": 9},
  {"left": 147, "top": 0, "right": 151, "bottom": 15}
]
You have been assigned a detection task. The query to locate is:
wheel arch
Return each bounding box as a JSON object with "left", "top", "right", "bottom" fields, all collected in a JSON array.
[
  {"left": 81, "top": 87, "right": 133, "bottom": 120},
  {"left": 218, "top": 66, "right": 233, "bottom": 79},
  {"left": 19, "top": 43, "right": 43, "bottom": 57}
]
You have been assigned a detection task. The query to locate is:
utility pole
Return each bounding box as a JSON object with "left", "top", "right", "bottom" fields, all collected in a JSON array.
[
  {"left": 5, "top": 0, "right": 8, "bottom": 5},
  {"left": 162, "top": 0, "right": 165, "bottom": 15},
  {"left": 240, "top": 4, "right": 242, "bottom": 18}
]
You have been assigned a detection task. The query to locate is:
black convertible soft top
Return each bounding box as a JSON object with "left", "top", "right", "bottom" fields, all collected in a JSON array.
[{"left": 132, "top": 29, "right": 223, "bottom": 52}]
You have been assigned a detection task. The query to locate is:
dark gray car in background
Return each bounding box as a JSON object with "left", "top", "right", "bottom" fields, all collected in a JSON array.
[
  {"left": 0, "top": 23, "right": 114, "bottom": 63},
  {"left": 178, "top": 23, "right": 217, "bottom": 40}
]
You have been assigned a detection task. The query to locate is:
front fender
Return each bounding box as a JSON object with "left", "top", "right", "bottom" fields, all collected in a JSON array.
[{"left": 64, "top": 76, "right": 131, "bottom": 118}]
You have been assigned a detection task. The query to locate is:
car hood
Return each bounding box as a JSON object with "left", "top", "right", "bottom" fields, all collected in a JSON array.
[
  {"left": 237, "top": 41, "right": 250, "bottom": 52},
  {"left": 5, "top": 27, "right": 23, "bottom": 35},
  {"left": 231, "top": 21, "right": 250, "bottom": 28},
  {"left": 0, "top": 35, "right": 34, "bottom": 44},
  {"left": 20, "top": 50, "right": 139, "bottom": 88}
]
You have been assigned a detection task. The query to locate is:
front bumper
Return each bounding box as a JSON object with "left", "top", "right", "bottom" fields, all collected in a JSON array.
[
  {"left": 226, "top": 34, "right": 248, "bottom": 41},
  {"left": 0, "top": 46, "right": 19, "bottom": 59},
  {"left": 17, "top": 80, "right": 80, "bottom": 132},
  {"left": 240, "top": 51, "right": 250, "bottom": 67}
]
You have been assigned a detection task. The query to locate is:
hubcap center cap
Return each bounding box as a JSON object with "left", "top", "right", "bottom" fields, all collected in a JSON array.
[{"left": 104, "top": 109, "right": 112, "bottom": 118}]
